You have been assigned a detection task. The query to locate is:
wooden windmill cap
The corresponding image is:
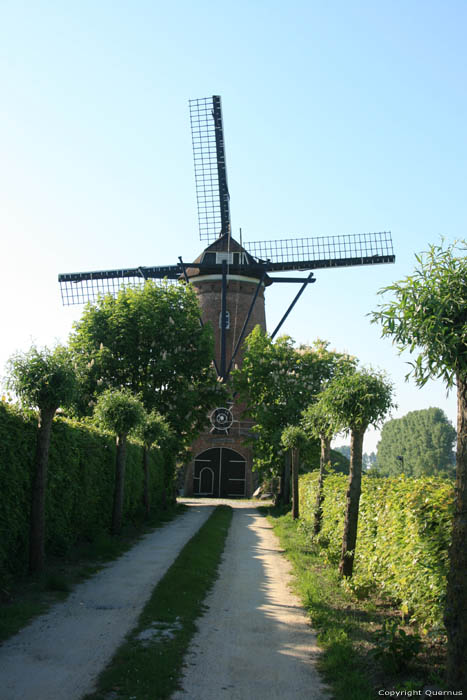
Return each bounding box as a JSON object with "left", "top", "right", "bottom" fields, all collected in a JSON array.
[{"left": 184, "top": 233, "right": 272, "bottom": 285}]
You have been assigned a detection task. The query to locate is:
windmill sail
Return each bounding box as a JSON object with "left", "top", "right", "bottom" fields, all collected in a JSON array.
[
  {"left": 58, "top": 265, "right": 180, "bottom": 305},
  {"left": 189, "top": 95, "right": 231, "bottom": 242},
  {"left": 244, "top": 231, "right": 395, "bottom": 271}
]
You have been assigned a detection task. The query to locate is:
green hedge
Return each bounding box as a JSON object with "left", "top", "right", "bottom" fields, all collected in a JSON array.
[
  {"left": 299, "top": 471, "right": 454, "bottom": 632},
  {"left": 0, "top": 403, "right": 175, "bottom": 583}
]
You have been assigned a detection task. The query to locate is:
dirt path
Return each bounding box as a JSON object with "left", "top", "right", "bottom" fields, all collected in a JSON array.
[
  {"left": 0, "top": 504, "right": 213, "bottom": 700},
  {"left": 173, "top": 504, "right": 328, "bottom": 699}
]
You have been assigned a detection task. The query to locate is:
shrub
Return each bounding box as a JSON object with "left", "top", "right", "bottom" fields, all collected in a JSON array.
[
  {"left": 0, "top": 403, "right": 175, "bottom": 585},
  {"left": 300, "top": 471, "right": 454, "bottom": 632}
]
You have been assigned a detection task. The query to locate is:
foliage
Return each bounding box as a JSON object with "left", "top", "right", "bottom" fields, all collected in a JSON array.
[
  {"left": 333, "top": 444, "right": 350, "bottom": 460},
  {"left": 69, "top": 281, "right": 225, "bottom": 449},
  {"left": 299, "top": 471, "right": 454, "bottom": 631},
  {"left": 371, "top": 240, "right": 467, "bottom": 388},
  {"left": 314, "top": 366, "right": 395, "bottom": 577},
  {"left": 371, "top": 240, "right": 467, "bottom": 688},
  {"left": 137, "top": 410, "right": 172, "bottom": 448},
  {"left": 267, "top": 509, "right": 448, "bottom": 699},
  {"left": 233, "top": 329, "right": 355, "bottom": 474},
  {"left": 377, "top": 408, "right": 456, "bottom": 477},
  {"left": 372, "top": 620, "right": 422, "bottom": 673},
  {"left": 0, "top": 402, "right": 173, "bottom": 585},
  {"left": 280, "top": 424, "right": 307, "bottom": 450},
  {"left": 335, "top": 446, "right": 376, "bottom": 472},
  {"left": 5, "top": 344, "right": 77, "bottom": 412},
  {"left": 93, "top": 388, "right": 145, "bottom": 437},
  {"left": 317, "top": 367, "right": 395, "bottom": 434},
  {"left": 301, "top": 399, "right": 337, "bottom": 441}
]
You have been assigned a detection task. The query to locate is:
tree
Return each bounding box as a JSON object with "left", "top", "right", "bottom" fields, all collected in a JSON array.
[
  {"left": 302, "top": 400, "right": 338, "bottom": 534},
  {"left": 5, "top": 345, "right": 77, "bottom": 573},
  {"left": 371, "top": 240, "right": 467, "bottom": 690},
  {"left": 233, "top": 329, "right": 355, "bottom": 496},
  {"left": 94, "top": 389, "right": 145, "bottom": 534},
  {"left": 362, "top": 451, "right": 377, "bottom": 472},
  {"left": 280, "top": 425, "right": 307, "bottom": 519},
  {"left": 69, "top": 281, "right": 224, "bottom": 451},
  {"left": 318, "top": 367, "right": 395, "bottom": 578},
  {"left": 137, "top": 410, "right": 172, "bottom": 516},
  {"left": 376, "top": 408, "right": 456, "bottom": 477},
  {"left": 334, "top": 444, "right": 351, "bottom": 461}
]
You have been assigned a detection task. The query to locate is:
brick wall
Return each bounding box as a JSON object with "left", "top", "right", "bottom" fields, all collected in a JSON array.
[{"left": 184, "top": 275, "right": 266, "bottom": 497}]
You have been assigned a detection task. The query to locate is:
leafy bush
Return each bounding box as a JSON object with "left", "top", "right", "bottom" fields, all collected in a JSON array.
[
  {"left": 299, "top": 470, "right": 454, "bottom": 631},
  {"left": 0, "top": 403, "right": 175, "bottom": 584},
  {"left": 372, "top": 620, "right": 422, "bottom": 672}
]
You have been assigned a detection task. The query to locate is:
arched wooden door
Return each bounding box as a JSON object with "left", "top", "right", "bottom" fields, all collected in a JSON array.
[{"left": 193, "top": 448, "right": 246, "bottom": 497}]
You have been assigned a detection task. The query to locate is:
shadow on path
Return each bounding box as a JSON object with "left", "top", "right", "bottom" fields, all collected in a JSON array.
[{"left": 173, "top": 505, "right": 329, "bottom": 700}]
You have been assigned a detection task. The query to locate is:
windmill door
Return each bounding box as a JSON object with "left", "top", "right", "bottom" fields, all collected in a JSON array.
[{"left": 193, "top": 448, "right": 246, "bottom": 498}]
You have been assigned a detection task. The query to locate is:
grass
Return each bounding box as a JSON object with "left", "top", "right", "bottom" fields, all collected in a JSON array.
[
  {"left": 0, "top": 504, "right": 184, "bottom": 644},
  {"left": 262, "top": 506, "right": 447, "bottom": 699},
  {"left": 83, "top": 504, "right": 233, "bottom": 700}
]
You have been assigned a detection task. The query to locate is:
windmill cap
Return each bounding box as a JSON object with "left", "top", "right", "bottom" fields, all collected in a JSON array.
[{"left": 183, "top": 233, "right": 272, "bottom": 285}]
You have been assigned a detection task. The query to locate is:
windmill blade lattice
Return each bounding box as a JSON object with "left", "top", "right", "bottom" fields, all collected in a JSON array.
[
  {"left": 59, "top": 265, "right": 180, "bottom": 306},
  {"left": 244, "top": 231, "right": 394, "bottom": 271},
  {"left": 189, "top": 96, "right": 230, "bottom": 243}
]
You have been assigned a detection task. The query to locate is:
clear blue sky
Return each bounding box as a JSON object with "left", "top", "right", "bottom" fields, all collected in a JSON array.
[{"left": 1, "top": 1, "right": 465, "bottom": 452}]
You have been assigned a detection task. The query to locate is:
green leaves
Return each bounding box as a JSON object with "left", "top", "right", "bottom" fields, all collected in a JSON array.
[
  {"left": 316, "top": 367, "right": 395, "bottom": 434},
  {"left": 281, "top": 424, "right": 307, "bottom": 450},
  {"left": 233, "top": 328, "right": 355, "bottom": 475},
  {"left": 300, "top": 471, "right": 454, "bottom": 631},
  {"left": 371, "top": 240, "right": 467, "bottom": 388},
  {"left": 5, "top": 344, "right": 77, "bottom": 414},
  {"left": 376, "top": 408, "right": 456, "bottom": 477},
  {"left": 136, "top": 409, "right": 172, "bottom": 449},
  {"left": 69, "top": 280, "right": 226, "bottom": 449},
  {"left": 93, "top": 388, "right": 145, "bottom": 437}
]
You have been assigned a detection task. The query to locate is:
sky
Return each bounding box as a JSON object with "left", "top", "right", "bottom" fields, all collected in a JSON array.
[{"left": 1, "top": 0, "right": 465, "bottom": 453}]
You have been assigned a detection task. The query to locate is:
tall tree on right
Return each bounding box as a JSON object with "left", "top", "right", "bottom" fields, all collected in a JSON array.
[{"left": 371, "top": 240, "right": 467, "bottom": 692}]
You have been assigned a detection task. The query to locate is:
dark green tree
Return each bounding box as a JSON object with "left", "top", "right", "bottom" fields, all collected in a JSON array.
[
  {"left": 69, "top": 281, "right": 224, "bottom": 452},
  {"left": 136, "top": 410, "right": 172, "bottom": 516},
  {"left": 280, "top": 425, "right": 307, "bottom": 520},
  {"left": 371, "top": 240, "right": 467, "bottom": 691},
  {"left": 233, "top": 329, "right": 354, "bottom": 496},
  {"left": 334, "top": 444, "right": 351, "bottom": 461},
  {"left": 376, "top": 408, "right": 456, "bottom": 477},
  {"left": 318, "top": 367, "right": 395, "bottom": 578},
  {"left": 302, "top": 400, "right": 338, "bottom": 534},
  {"left": 5, "top": 345, "right": 77, "bottom": 572},
  {"left": 94, "top": 388, "right": 145, "bottom": 534}
]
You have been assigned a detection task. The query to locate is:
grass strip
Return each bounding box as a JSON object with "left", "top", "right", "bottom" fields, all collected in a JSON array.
[
  {"left": 84, "top": 504, "right": 233, "bottom": 700},
  {"left": 264, "top": 507, "right": 446, "bottom": 699},
  {"left": 0, "top": 504, "right": 184, "bottom": 644}
]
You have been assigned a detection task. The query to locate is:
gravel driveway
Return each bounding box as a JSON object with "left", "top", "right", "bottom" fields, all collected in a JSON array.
[
  {"left": 0, "top": 504, "right": 213, "bottom": 700},
  {"left": 173, "top": 503, "right": 328, "bottom": 699},
  {"left": 0, "top": 501, "right": 327, "bottom": 700}
]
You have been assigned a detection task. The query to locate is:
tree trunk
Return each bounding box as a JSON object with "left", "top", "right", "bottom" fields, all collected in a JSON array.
[
  {"left": 291, "top": 448, "right": 299, "bottom": 520},
  {"left": 111, "top": 434, "right": 127, "bottom": 535},
  {"left": 29, "top": 407, "right": 56, "bottom": 573},
  {"left": 279, "top": 450, "right": 290, "bottom": 506},
  {"left": 142, "top": 446, "right": 150, "bottom": 517},
  {"left": 444, "top": 373, "right": 467, "bottom": 692},
  {"left": 314, "top": 435, "right": 331, "bottom": 535},
  {"left": 339, "top": 428, "right": 365, "bottom": 578}
]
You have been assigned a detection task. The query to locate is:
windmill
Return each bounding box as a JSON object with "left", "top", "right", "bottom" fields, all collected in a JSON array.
[{"left": 59, "top": 95, "right": 395, "bottom": 498}]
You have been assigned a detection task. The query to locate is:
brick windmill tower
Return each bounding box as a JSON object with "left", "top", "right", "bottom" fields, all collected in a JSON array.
[{"left": 58, "top": 95, "right": 395, "bottom": 498}]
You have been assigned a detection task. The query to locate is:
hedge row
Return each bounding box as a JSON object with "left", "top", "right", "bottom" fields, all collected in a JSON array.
[
  {"left": 0, "top": 403, "right": 175, "bottom": 584},
  {"left": 299, "top": 471, "right": 454, "bottom": 632}
]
